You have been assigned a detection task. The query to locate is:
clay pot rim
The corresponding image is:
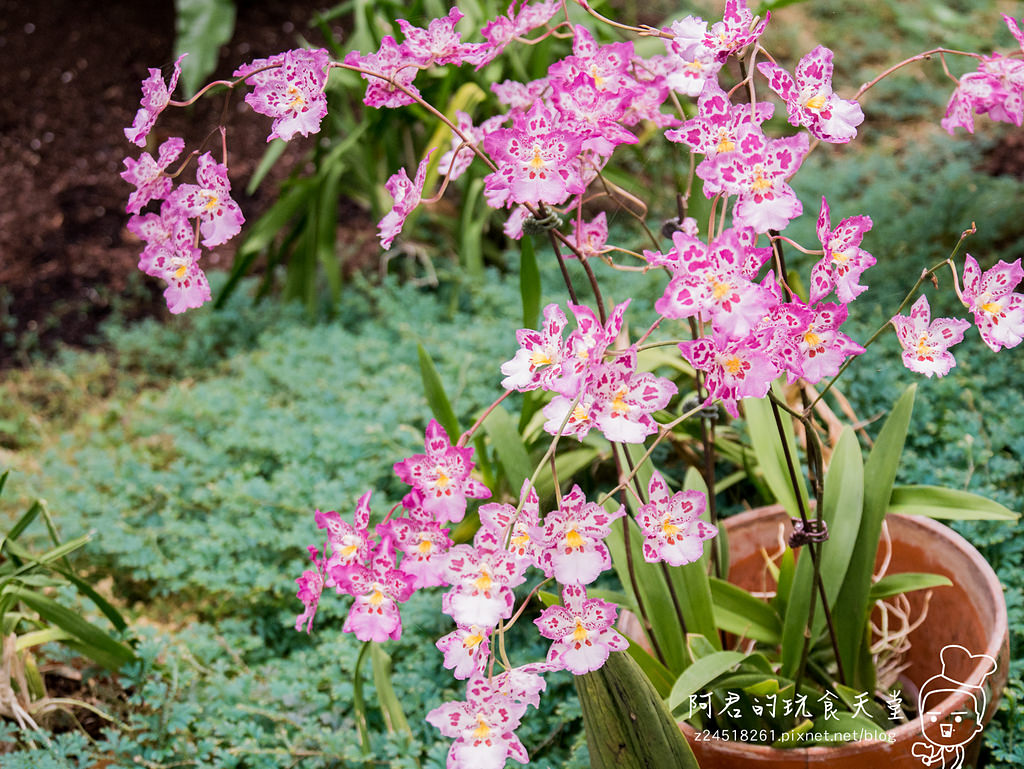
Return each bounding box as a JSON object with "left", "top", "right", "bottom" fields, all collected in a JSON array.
[{"left": 678, "top": 507, "right": 1009, "bottom": 756}]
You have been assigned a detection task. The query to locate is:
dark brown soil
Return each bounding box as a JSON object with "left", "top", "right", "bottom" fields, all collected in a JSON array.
[{"left": 0, "top": 0, "right": 356, "bottom": 367}]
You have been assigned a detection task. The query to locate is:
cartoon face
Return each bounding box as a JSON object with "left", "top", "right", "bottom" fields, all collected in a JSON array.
[{"left": 920, "top": 690, "right": 983, "bottom": 748}]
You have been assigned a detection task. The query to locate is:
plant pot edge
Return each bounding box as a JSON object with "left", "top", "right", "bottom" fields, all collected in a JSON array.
[{"left": 679, "top": 506, "right": 1009, "bottom": 768}]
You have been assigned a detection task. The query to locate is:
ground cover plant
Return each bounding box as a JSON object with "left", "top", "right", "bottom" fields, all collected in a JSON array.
[{"left": 3, "top": 0, "right": 1024, "bottom": 766}]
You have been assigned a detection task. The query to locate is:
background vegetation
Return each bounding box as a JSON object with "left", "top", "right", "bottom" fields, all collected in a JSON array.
[{"left": 2, "top": 0, "right": 1023, "bottom": 765}]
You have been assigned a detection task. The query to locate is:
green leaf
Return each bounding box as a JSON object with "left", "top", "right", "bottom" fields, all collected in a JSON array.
[
  {"left": 742, "top": 381, "right": 809, "bottom": 519},
  {"left": 217, "top": 180, "right": 314, "bottom": 307},
  {"left": 459, "top": 178, "right": 486, "bottom": 279},
  {"left": 533, "top": 447, "right": 600, "bottom": 503},
  {"left": 15, "top": 627, "right": 72, "bottom": 652},
  {"left": 3, "top": 586, "right": 135, "bottom": 669},
  {"left": 371, "top": 643, "right": 413, "bottom": 736},
  {"left": 578, "top": 651, "right": 700, "bottom": 769},
  {"left": 668, "top": 650, "right": 747, "bottom": 713},
  {"left": 869, "top": 572, "right": 952, "bottom": 600},
  {"left": 519, "top": 236, "right": 541, "bottom": 330},
  {"left": 54, "top": 567, "right": 130, "bottom": 634},
  {"left": 246, "top": 139, "right": 288, "bottom": 195},
  {"left": 605, "top": 503, "right": 688, "bottom": 674},
  {"left": 889, "top": 485, "right": 1018, "bottom": 521},
  {"left": 482, "top": 405, "right": 533, "bottom": 490},
  {"left": 781, "top": 426, "right": 863, "bottom": 678},
  {"left": 417, "top": 344, "right": 460, "bottom": 439},
  {"left": 173, "top": 0, "right": 236, "bottom": 99},
  {"left": 708, "top": 577, "right": 782, "bottom": 644},
  {"left": 834, "top": 384, "right": 916, "bottom": 691},
  {"left": 625, "top": 640, "right": 675, "bottom": 698}
]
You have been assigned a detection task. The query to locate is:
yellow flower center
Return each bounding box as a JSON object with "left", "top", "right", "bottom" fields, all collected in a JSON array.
[
  {"left": 611, "top": 388, "right": 630, "bottom": 415},
  {"left": 831, "top": 250, "right": 850, "bottom": 265},
  {"left": 711, "top": 278, "right": 732, "bottom": 301},
  {"left": 530, "top": 146, "right": 545, "bottom": 169},
  {"left": 369, "top": 588, "right": 386, "bottom": 607},
  {"left": 530, "top": 350, "right": 552, "bottom": 367},
  {"left": 723, "top": 355, "right": 743, "bottom": 375},
  {"left": 173, "top": 262, "right": 189, "bottom": 280},
  {"left": 805, "top": 94, "right": 827, "bottom": 111},
  {"left": 590, "top": 65, "right": 605, "bottom": 89},
  {"left": 565, "top": 528, "right": 585, "bottom": 549},
  {"left": 980, "top": 301, "right": 1003, "bottom": 315},
  {"left": 463, "top": 630, "right": 484, "bottom": 649},
  {"left": 804, "top": 331, "right": 822, "bottom": 347},
  {"left": 915, "top": 336, "right": 934, "bottom": 357},
  {"left": 716, "top": 133, "right": 735, "bottom": 154},
  {"left": 572, "top": 619, "right": 589, "bottom": 643},
  {"left": 287, "top": 85, "right": 305, "bottom": 110},
  {"left": 341, "top": 543, "right": 359, "bottom": 558},
  {"left": 417, "top": 538, "right": 434, "bottom": 555},
  {"left": 662, "top": 520, "right": 680, "bottom": 537},
  {"left": 434, "top": 469, "right": 451, "bottom": 490},
  {"left": 474, "top": 570, "right": 493, "bottom": 592},
  {"left": 572, "top": 404, "right": 590, "bottom": 423},
  {"left": 472, "top": 714, "right": 492, "bottom": 740},
  {"left": 202, "top": 192, "right": 219, "bottom": 212},
  {"left": 750, "top": 167, "right": 771, "bottom": 194}
]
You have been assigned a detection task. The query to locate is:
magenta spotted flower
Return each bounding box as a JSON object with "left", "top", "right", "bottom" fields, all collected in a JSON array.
[
  {"left": 442, "top": 544, "right": 527, "bottom": 627},
  {"left": 344, "top": 36, "right": 422, "bottom": 109},
  {"left": 294, "top": 545, "right": 327, "bottom": 633},
  {"left": 500, "top": 303, "right": 568, "bottom": 392},
  {"left": 436, "top": 624, "right": 493, "bottom": 679},
  {"left": 378, "top": 149, "right": 435, "bottom": 249},
  {"left": 463, "top": 0, "right": 561, "bottom": 69},
  {"left": 124, "top": 53, "right": 186, "bottom": 147},
  {"left": 482, "top": 101, "right": 585, "bottom": 207},
  {"left": 379, "top": 516, "right": 452, "bottom": 589},
  {"left": 568, "top": 212, "right": 610, "bottom": 259},
  {"left": 314, "top": 492, "right": 373, "bottom": 588},
  {"left": 475, "top": 480, "right": 542, "bottom": 570},
  {"left": 398, "top": 7, "right": 470, "bottom": 67},
  {"left": 393, "top": 419, "right": 491, "bottom": 523},
  {"left": 941, "top": 54, "right": 1024, "bottom": 134},
  {"left": 697, "top": 124, "right": 808, "bottom": 233},
  {"left": 959, "top": 254, "right": 1024, "bottom": 352},
  {"left": 121, "top": 137, "right": 185, "bottom": 214},
  {"left": 654, "top": 226, "right": 777, "bottom": 339},
  {"left": 891, "top": 296, "right": 970, "bottom": 378},
  {"left": 666, "top": 79, "right": 774, "bottom": 156},
  {"left": 555, "top": 299, "right": 630, "bottom": 397},
  {"left": 534, "top": 585, "right": 627, "bottom": 674},
  {"left": 758, "top": 46, "right": 864, "bottom": 143},
  {"left": 333, "top": 538, "right": 416, "bottom": 643},
  {"left": 234, "top": 48, "right": 331, "bottom": 142},
  {"left": 171, "top": 152, "right": 245, "bottom": 248},
  {"left": 128, "top": 201, "right": 211, "bottom": 314},
  {"left": 537, "top": 485, "right": 624, "bottom": 585},
  {"left": 548, "top": 26, "right": 635, "bottom": 95},
  {"left": 637, "top": 471, "right": 715, "bottom": 566},
  {"left": 811, "top": 197, "right": 875, "bottom": 304},
  {"left": 542, "top": 349, "right": 677, "bottom": 444},
  {"left": 793, "top": 302, "right": 865, "bottom": 384},
  {"left": 678, "top": 333, "right": 781, "bottom": 418},
  {"left": 426, "top": 676, "right": 530, "bottom": 769}
]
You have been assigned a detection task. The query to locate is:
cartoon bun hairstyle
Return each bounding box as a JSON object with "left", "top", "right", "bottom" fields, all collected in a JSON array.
[{"left": 920, "top": 644, "right": 998, "bottom": 713}]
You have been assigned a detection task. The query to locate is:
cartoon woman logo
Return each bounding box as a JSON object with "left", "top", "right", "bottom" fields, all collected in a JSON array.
[{"left": 911, "top": 644, "right": 997, "bottom": 768}]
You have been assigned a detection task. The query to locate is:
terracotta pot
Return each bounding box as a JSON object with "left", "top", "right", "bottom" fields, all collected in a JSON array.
[{"left": 680, "top": 507, "right": 1009, "bottom": 769}]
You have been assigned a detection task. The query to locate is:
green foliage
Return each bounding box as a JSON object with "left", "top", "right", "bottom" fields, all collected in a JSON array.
[
  {"left": 173, "top": 0, "right": 237, "bottom": 98},
  {"left": 0, "top": 472, "right": 135, "bottom": 712},
  {"left": 218, "top": 0, "right": 573, "bottom": 310}
]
